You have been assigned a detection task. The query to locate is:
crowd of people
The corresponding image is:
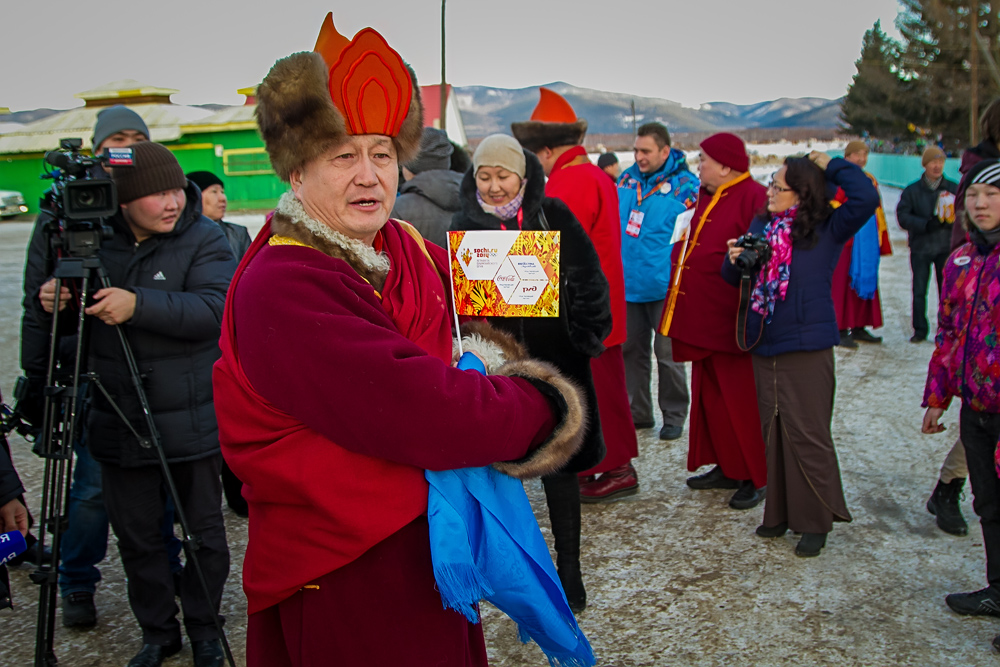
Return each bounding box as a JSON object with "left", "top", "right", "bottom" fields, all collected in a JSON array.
[{"left": 4, "top": 12, "right": 1000, "bottom": 667}]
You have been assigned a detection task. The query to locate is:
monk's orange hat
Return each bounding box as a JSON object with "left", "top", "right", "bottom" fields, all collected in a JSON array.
[
  {"left": 511, "top": 87, "right": 588, "bottom": 153},
  {"left": 255, "top": 13, "right": 424, "bottom": 181},
  {"left": 530, "top": 88, "right": 579, "bottom": 123}
]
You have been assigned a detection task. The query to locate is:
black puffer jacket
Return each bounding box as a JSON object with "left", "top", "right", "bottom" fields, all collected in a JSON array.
[
  {"left": 450, "top": 149, "right": 612, "bottom": 473},
  {"left": 896, "top": 175, "right": 959, "bottom": 254},
  {"left": 87, "top": 182, "right": 236, "bottom": 467},
  {"left": 391, "top": 169, "right": 463, "bottom": 248},
  {"left": 219, "top": 220, "right": 252, "bottom": 260}
]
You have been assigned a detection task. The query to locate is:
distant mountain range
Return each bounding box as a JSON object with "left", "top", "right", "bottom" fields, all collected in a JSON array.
[
  {"left": 2, "top": 84, "right": 844, "bottom": 141},
  {"left": 454, "top": 82, "right": 844, "bottom": 138}
]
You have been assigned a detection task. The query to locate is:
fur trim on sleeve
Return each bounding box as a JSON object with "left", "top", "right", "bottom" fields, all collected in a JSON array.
[
  {"left": 452, "top": 321, "right": 527, "bottom": 372},
  {"left": 491, "top": 358, "right": 587, "bottom": 479}
]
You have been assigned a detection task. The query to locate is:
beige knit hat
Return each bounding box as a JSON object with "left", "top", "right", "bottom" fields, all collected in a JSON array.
[
  {"left": 472, "top": 134, "right": 526, "bottom": 179},
  {"left": 922, "top": 146, "right": 946, "bottom": 166},
  {"left": 844, "top": 140, "right": 868, "bottom": 158}
]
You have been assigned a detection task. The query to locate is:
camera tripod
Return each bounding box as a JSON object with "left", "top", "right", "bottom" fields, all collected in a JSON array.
[{"left": 31, "top": 254, "right": 235, "bottom": 667}]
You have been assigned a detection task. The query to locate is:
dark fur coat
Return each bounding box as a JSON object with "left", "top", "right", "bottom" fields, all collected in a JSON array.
[{"left": 450, "top": 149, "right": 612, "bottom": 473}]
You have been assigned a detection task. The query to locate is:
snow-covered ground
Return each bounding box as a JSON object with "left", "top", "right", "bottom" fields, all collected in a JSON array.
[{"left": 0, "top": 181, "right": 992, "bottom": 665}]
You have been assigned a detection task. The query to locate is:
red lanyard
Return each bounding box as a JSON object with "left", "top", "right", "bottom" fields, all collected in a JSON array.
[{"left": 499, "top": 208, "right": 524, "bottom": 231}]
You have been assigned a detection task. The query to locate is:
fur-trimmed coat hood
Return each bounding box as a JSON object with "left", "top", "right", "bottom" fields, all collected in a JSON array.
[{"left": 451, "top": 148, "right": 612, "bottom": 473}]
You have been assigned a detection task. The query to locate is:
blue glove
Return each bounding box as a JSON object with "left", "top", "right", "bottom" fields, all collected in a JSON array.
[{"left": 456, "top": 351, "right": 486, "bottom": 375}]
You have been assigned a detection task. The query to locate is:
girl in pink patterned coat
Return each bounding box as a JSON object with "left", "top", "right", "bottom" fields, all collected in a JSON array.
[{"left": 922, "top": 158, "right": 1000, "bottom": 652}]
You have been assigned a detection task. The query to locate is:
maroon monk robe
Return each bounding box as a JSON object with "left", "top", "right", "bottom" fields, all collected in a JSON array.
[
  {"left": 545, "top": 145, "right": 638, "bottom": 475},
  {"left": 216, "top": 217, "right": 560, "bottom": 667},
  {"left": 660, "top": 174, "right": 767, "bottom": 488},
  {"left": 832, "top": 237, "right": 884, "bottom": 330}
]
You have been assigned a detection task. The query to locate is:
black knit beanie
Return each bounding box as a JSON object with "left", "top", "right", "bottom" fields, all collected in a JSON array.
[
  {"left": 113, "top": 143, "right": 187, "bottom": 204},
  {"left": 186, "top": 170, "right": 224, "bottom": 193}
]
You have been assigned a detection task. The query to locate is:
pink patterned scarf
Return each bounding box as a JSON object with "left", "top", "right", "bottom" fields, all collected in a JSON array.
[{"left": 750, "top": 206, "right": 796, "bottom": 323}]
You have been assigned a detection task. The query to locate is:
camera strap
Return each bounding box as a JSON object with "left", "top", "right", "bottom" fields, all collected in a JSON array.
[{"left": 736, "top": 271, "right": 765, "bottom": 352}]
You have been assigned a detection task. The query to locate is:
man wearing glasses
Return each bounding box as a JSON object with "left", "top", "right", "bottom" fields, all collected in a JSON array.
[{"left": 660, "top": 133, "right": 769, "bottom": 510}]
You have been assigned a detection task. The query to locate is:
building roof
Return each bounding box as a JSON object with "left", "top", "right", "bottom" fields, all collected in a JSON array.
[
  {"left": 74, "top": 79, "right": 180, "bottom": 102},
  {"left": 0, "top": 104, "right": 214, "bottom": 154},
  {"left": 180, "top": 104, "right": 258, "bottom": 134}
]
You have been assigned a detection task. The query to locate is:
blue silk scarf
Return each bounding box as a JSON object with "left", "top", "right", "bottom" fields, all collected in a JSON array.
[
  {"left": 849, "top": 215, "right": 880, "bottom": 300},
  {"left": 426, "top": 464, "right": 595, "bottom": 666}
]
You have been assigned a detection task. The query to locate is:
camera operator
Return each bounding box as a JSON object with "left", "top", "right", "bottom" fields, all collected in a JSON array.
[
  {"left": 19, "top": 105, "right": 179, "bottom": 629},
  {"left": 40, "top": 142, "right": 236, "bottom": 667},
  {"left": 722, "top": 152, "right": 878, "bottom": 558}
]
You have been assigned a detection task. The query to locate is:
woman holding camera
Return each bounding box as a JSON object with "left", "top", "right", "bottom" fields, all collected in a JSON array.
[{"left": 723, "top": 152, "right": 879, "bottom": 557}]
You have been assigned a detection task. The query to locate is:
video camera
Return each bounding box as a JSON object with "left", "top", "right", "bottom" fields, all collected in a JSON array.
[
  {"left": 733, "top": 233, "right": 773, "bottom": 273},
  {"left": 40, "top": 138, "right": 133, "bottom": 258}
]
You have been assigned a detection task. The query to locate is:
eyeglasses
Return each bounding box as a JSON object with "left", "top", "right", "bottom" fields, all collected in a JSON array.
[{"left": 768, "top": 180, "right": 794, "bottom": 193}]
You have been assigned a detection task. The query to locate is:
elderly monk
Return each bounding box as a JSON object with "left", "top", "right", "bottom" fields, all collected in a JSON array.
[
  {"left": 212, "top": 15, "right": 587, "bottom": 667},
  {"left": 661, "top": 133, "right": 768, "bottom": 509}
]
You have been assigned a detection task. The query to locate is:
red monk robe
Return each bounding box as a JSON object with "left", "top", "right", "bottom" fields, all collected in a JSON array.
[
  {"left": 832, "top": 173, "right": 891, "bottom": 330},
  {"left": 214, "top": 213, "right": 565, "bottom": 667},
  {"left": 545, "top": 145, "right": 637, "bottom": 474},
  {"left": 660, "top": 173, "right": 768, "bottom": 488}
]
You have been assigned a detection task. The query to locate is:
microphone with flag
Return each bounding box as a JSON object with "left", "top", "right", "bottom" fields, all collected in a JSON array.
[{"left": 0, "top": 530, "right": 27, "bottom": 565}]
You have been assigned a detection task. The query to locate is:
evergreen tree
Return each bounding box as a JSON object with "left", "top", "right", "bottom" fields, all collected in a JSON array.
[
  {"left": 841, "top": 21, "right": 907, "bottom": 139},
  {"left": 895, "top": 0, "right": 1000, "bottom": 150}
]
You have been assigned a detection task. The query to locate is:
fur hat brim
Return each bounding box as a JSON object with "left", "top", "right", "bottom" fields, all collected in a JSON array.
[
  {"left": 256, "top": 51, "right": 424, "bottom": 181},
  {"left": 511, "top": 119, "right": 588, "bottom": 153}
]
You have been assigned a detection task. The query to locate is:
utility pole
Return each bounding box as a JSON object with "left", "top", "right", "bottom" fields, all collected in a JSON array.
[
  {"left": 971, "top": 2, "right": 979, "bottom": 144},
  {"left": 631, "top": 99, "right": 637, "bottom": 137},
  {"left": 440, "top": 0, "right": 448, "bottom": 134}
]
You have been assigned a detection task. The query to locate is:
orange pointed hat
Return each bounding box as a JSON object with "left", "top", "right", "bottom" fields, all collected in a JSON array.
[
  {"left": 256, "top": 13, "right": 424, "bottom": 181},
  {"left": 511, "top": 87, "right": 588, "bottom": 153}
]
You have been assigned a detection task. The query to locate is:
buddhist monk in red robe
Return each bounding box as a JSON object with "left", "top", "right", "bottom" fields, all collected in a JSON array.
[
  {"left": 661, "top": 133, "right": 768, "bottom": 509},
  {"left": 213, "top": 15, "right": 587, "bottom": 667}
]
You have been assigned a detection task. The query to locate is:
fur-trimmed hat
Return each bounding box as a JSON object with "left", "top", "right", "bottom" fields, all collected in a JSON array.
[
  {"left": 510, "top": 88, "right": 588, "bottom": 153},
  {"left": 255, "top": 13, "right": 424, "bottom": 182}
]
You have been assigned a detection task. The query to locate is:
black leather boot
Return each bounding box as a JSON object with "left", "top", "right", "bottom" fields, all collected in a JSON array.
[
  {"left": 542, "top": 472, "right": 586, "bottom": 614},
  {"left": 927, "top": 478, "right": 969, "bottom": 536}
]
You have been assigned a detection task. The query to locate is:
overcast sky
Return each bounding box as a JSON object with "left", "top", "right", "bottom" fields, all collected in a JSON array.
[{"left": 1, "top": 0, "right": 903, "bottom": 112}]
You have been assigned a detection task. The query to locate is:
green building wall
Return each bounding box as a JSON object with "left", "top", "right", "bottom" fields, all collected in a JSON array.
[
  {"left": 0, "top": 126, "right": 286, "bottom": 215},
  {"left": 167, "top": 128, "right": 286, "bottom": 212}
]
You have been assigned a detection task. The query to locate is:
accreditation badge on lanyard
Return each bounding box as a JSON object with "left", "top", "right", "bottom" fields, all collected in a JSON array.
[
  {"left": 626, "top": 180, "right": 662, "bottom": 238},
  {"left": 626, "top": 209, "right": 644, "bottom": 237}
]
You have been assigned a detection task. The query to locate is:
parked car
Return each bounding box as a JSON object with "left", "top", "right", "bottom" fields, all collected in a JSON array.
[{"left": 0, "top": 189, "right": 28, "bottom": 219}]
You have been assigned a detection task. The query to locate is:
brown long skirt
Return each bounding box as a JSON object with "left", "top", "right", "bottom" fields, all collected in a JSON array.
[{"left": 752, "top": 349, "right": 852, "bottom": 534}]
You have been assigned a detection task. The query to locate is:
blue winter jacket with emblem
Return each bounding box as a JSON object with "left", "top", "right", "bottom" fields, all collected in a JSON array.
[{"left": 618, "top": 148, "right": 699, "bottom": 303}]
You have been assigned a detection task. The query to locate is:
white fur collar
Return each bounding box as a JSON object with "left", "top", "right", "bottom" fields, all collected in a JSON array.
[{"left": 275, "top": 191, "right": 391, "bottom": 275}]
